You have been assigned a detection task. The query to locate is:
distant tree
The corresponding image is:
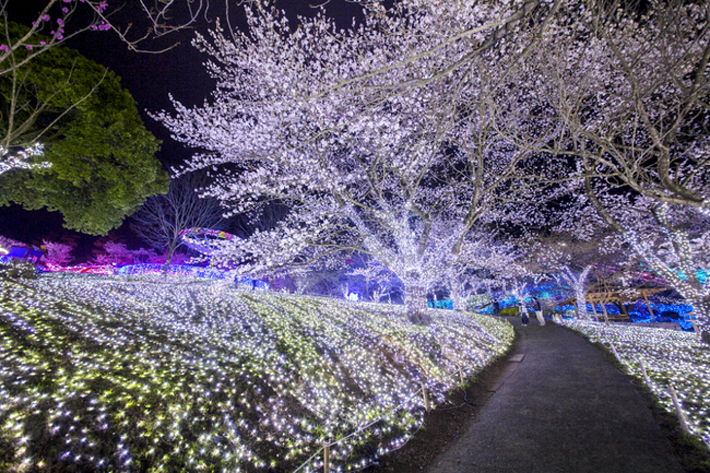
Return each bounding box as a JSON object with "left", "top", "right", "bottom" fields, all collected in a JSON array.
[
  {"left": 41, "top": 239, "right": 73, "bottom": 267},
  {"left": 347, "top": 257, "right": 391, "bottom": 302},
  {"left": 131, "top": 173, "right": 223, "bottom": 271},
  {"left": 0, "top": 234, "right": 22, "bottom": 251},
  {"left": 91, "top": 240, "right": 133, "bottom": 266},
  {"left": 444, "top": 233, "right": 531, "bottom": 311},
  {"left": 464, "top": 0, "right": 710, "bottom": 333},
  {"left": 0, "top": 27, "right": 168, "bottom": 234},
  {"left": 567, "top": 191, "right": 710, "bottom": 336}
]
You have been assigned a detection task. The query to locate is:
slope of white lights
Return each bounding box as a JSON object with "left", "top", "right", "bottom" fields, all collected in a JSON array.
[
  {"left": 0, "top": 275, "right": 513, "bottom": 472},
  {"left": 563, "top": 320, "right": 710, "bottom": 447}
]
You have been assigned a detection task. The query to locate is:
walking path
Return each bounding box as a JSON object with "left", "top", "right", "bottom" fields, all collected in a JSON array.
[{"left": 427, "top": 317, "right": 685, "bottom": 473}]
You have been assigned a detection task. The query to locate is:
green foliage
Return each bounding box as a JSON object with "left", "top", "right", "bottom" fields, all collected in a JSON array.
[
  {"left": 0, "top": 22, "right": 168, "bottom": 234},
  {"left": 499, "top": 307, "right": 519, "bottom": 316}
]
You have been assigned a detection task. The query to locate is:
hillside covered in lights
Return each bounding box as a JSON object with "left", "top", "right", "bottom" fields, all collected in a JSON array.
[{"left": 0, "top": 275, "right": 514, "bottom": 472}]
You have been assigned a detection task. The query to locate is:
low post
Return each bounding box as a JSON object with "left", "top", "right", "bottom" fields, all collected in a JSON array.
[
  {"left": 459, "top": 366, "right": 465, "bottom": 385},
  {"left": 639, "top": 359, "right": 651, "bottom": 386},
  {"left": 688, "top": 313, "right": 701, "bottom": 338},
  {"left": 610, "top": 342, "right": 620, "bottom": 361},
  {"left": 668, "top": 385, "right": 690, "bottom": 433},
  {"left": 323, "top": 438, "right": 331, "bottom": 473},
  {"left": 421, "top": 382, "right": 430, "bottom": 413}
]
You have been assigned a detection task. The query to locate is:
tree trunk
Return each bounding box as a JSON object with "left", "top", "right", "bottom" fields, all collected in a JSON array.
[
  {"left": 687, "top": 295, "right": 710, "bottom": 344},
  {"left": 404, "top": 276, "right": 431, "bottom": 325},
  {"left": 575, "top": 286, "right": 589, "bottom": 320},
  {"left": 566, "top": 265, "right": 592, "bottom": 321},
  {"left": 162, "top": 245, "right": 177, "bottom": 274},
  {"left": 452, "top": 287, "right": 464, "bottom": 311}
]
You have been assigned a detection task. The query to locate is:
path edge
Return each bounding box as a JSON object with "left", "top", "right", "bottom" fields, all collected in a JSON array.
[{"left": 365, "top": 318, "right": 520, "bottom": 473}]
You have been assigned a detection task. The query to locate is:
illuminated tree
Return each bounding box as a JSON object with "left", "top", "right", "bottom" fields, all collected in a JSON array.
[
  {"left": 443, "top": 234, "right": 529, "bottom": 311},
  {"left": 523, "top": 231, "right": 627, "bottom": 320},
  {"left": 527, "top": 0, "right": 710, "bottom": 214},
  {"left": 498, "top": 0, "right": 710, "bottom": 335},
  {"left": 91, "top": 240, "right": 133, "bottom": 266},
  {"left": 41, "top": 239, "right": 73, "bottom": 267},
  {"left": 347, "top": 258, "right": 391, "bottom": 302},
  {"left": 156, "top": 4, "right": 568, "bottom": 322},
  {"left": 558, "top": 182, "right": 710, "bottom": 334}
]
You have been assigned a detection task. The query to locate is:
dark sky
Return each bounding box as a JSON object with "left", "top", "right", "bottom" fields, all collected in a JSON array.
[{"left": 0, "top": 0, "right": 362, "bottom": 257}]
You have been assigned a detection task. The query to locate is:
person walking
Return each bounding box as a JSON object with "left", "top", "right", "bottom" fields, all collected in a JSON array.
[
  {"left": 492, "top": 300, "right": 500, "bottom": 317},
  {"left": 518, "top": 300, "right": 529, "bottom": 326},
  {"left": 533, "top": 296, "right": 545, "bottom": 326}
]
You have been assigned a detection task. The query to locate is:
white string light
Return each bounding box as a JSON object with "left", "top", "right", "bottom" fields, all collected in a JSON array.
[
  {"left": 0, "top": 143, "right": 49, "bottom": 175},
  {"left": 0, "top": 275, "right": 513, "bottom": 471}
]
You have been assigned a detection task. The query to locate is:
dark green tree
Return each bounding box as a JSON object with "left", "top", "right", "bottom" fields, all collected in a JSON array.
[{"left": 0, "top": 22, "right": 168, "bottom": 234}]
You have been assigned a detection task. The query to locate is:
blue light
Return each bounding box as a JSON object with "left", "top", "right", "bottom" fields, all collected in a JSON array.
[{"left": 427, "top": 299, "right": 453, "bottom": 310}]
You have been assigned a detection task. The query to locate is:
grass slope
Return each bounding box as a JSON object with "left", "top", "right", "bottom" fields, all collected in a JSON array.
[{"left": 0, "top": 275, "right": 513, "bottom": 472}]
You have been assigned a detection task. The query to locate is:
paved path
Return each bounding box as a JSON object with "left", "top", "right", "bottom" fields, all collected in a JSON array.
[{"left": 427, "top": 317, "right": 684, "bottom": 473}]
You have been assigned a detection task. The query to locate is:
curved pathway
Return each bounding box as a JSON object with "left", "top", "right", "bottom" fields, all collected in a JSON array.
[{"left": 427, "top": 317, "right": 684, "bottom": 473}]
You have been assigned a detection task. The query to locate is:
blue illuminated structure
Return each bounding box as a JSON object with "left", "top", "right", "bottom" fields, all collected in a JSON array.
[
  {"left": 428, "top": 299, "right": 454, "bottom": 310},
  {"left": 554, "top": 302, "right": 697, "bottom": 331},
  {"left": 0, "top": 246, "right": 43, "bottom": 264}
]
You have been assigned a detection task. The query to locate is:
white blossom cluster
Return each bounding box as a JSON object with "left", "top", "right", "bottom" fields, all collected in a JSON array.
[
  {"left": 0, "top": 143, "right": 48, "bottom": 175},
  {"left": 0, "top": 275, "right": 513, "bottom": 472}
]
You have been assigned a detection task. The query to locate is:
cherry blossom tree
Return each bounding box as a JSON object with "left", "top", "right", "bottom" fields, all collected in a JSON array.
[
  {"left": 41, "top": 239, "right": 73, "bottom": 267},
  {"left": 443, "top": 234, "right": 528, "bottom": 310},
  {"left": 526, "top": 0, "right": 710, "bottom": 214},
  {"left": 91, "top": 240, "right": 133, "bottom": 266},
  {"left": 155, "top": 2, "right": 570, "bottom": 323},
  {"left": 524, "top": 232, "right": 620, "bottom": 320},
  {"left": 487, "top": 0, "right": 710, "bottom": 336},
  {"left": 285, "top": 252, "right": 350, "bottom": 296},
  {"left": 557, "top": 180, "right": 710, "bottom": 336},
  {"left": 347, "top": 258, "right": 391, "bottom": 302},
  {"left": 617, "top": 202, "right": 710, "bottom": 337}
]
